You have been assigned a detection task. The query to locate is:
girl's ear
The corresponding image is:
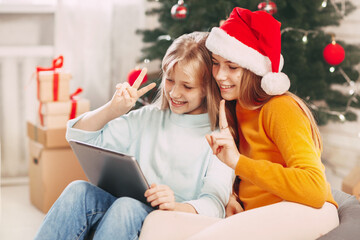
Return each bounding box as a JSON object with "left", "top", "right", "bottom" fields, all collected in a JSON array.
[{"left": 201, "top": 85, "right": 207, "bottom": 98}]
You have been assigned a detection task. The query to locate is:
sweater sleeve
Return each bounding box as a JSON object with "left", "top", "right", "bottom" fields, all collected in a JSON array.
[
  {"left": 186, "top": 155, "right": 233, "bottom": 218},
  {"left": 66, "top": 106, "right": 152, "bottom": 153},
  {"left": 235, "top": 97, "right": 329, "bottom": 208}
]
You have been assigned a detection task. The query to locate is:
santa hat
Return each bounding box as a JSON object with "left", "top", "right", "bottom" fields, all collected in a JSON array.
[{"left": 206, "top": 7, "right": 290, "bottom": 95}]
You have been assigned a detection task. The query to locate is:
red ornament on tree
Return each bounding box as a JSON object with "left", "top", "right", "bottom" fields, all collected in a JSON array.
[
  {"left": 257, "top": 1, "right": 277, "bottom": 15},
  {"left": 171, "top": 0, "right": 188, "bottom": 20},
  {"left": 127, "top": 68, "right": 148, "bottom": 86},
  {"left": 323, "top": 37, "right": 345, "bottom": 66}
]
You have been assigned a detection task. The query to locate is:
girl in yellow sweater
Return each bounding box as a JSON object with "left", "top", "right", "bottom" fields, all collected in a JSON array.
[
  {"left": 197, "top": 7, "right": 339, "bottom": 239},
  {"left": 140, "top": 7, "right": 339, "bottom": 240}
]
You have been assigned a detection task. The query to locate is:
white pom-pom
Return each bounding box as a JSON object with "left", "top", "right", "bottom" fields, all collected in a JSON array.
[{"left": 261, "top": 72, "right": 290, "bottom": 95}]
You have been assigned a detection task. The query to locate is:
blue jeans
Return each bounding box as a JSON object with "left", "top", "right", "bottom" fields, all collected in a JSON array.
[{"left": 34, "top": 180, "right": 154, "bottom": 240}]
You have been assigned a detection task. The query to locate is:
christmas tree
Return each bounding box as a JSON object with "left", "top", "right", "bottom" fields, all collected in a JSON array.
[{"left": 138, "top": 0, "right": 360, "bottom": 125}]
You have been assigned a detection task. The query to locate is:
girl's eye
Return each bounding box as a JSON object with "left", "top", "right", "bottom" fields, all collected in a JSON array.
[
  {"left": 229, "top": 66, "right": 238, "bottom": 70},
  {"left": 166, "top": 78, "right": 174, "bottom": 83},
  {"left": 213, "top": 62, "right": 219, "bottom": 66},
  {"left": 184, "top": 85, "right": 192, "bottom": 90}
]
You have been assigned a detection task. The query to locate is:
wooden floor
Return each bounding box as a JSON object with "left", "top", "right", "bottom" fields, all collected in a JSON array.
[{"left": 1, "top": 182, "right": 45, "bottom": 240}]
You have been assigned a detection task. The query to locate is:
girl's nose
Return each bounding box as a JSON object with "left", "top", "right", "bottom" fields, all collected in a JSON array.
[
  {"left": 214, "top": 65, "right": 227, "bottom": 81},
  {"left": 170, "top": 85, "right": 181, "bottom": 98}
]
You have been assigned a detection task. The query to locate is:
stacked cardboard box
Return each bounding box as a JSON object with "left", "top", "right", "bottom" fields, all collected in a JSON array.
[
  {"left": 27, "top": 56, "right": 89, "bottom": 213},
  {"left": 342, "top": 167, "right": 360, "bottom": 202}
]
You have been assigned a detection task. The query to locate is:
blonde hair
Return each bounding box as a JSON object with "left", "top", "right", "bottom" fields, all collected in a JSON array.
[
  {"left": 226, "top": 67, "right": 322, "bottom": 151},
  {"left": 154, "top": 32, "right": 221, "bottom": 130}
]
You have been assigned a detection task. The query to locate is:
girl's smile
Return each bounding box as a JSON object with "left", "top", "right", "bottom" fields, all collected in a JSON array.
[
  {"left": 170, "top": 98, "right": 188, "bottom": 106},
  {"left": 218, "top": 83, "right": 236, "bottom": 91}
]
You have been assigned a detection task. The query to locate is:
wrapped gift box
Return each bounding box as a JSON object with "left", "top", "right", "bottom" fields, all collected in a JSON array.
[
  {"left": 28, "top": 139, "right": 87, "bottom": 213},
  {"left": 27, "top": 121, "right": 68, "bottom": 148},
  {"left": 342, "top": 167, "right": 360, "bottom": 200},
  {"left": 37, "top": 71, "right": 71, "bottom": 102},
  {"left": 39, "top": 98, "right": 90, "bottom": 129}
]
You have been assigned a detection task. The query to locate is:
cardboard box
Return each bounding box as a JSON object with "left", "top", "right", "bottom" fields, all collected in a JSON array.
[
  {"left": 27, "top": 121, "right": 68, "bottom": 148},
  {"left": 41, "top": 115, "right": 74, "bottom": 129},
  {"left": 354, "top": 182, "right": 360, "bottom": 202},
  {"left": 39, "top": 99, "right": 90, "bottom": 129},
  {"left": 342, "top": 167, "right": 360, "bottom": 200},
  {"left": 28, "top": 140, "right": 87, "bottom": 213},
  {"left": 37, "top": 71, "right": 71, "bottom": 102}
]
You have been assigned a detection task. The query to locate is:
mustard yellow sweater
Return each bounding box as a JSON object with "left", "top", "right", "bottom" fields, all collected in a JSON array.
[{"left": 235, "top": 95, "right": 337, "bottom": 211}]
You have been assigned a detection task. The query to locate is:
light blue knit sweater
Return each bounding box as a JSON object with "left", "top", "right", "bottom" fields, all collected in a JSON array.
[{"left": 66, "top": 105, "right": 233, "bottom": 218}]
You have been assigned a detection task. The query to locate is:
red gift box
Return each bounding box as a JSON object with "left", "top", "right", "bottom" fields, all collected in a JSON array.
[
  {"left": 38, "top": 88, "right": 90, "bottom": 128},
  {"left": 36, "top": 55, "right": 71, "bottom": 103}
]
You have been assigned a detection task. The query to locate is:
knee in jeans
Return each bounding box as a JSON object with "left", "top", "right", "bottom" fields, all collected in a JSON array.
[
  {"left": 61, "top": 180, "right": 91, "bottom": 201},
  {"left": 66, "top": 180, "right": 90, "bottom": 192},
  {"left": 101, "top": 197, "right": 142, "bottom": 221},
  {"left": 111, "top": 197, "right": 141, "bottom": 211}
]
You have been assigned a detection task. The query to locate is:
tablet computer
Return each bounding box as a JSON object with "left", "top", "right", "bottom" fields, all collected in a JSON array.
[{"left": 68, "top": 140, "right": 151, "bottom": 207}]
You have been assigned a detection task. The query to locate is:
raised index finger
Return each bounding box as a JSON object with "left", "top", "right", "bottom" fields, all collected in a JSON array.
[
  {"left": 132, "top": 68, "right": 148, "bottom": 89},
  {"left": 219, "top": 99, "right": 229, "bottom": 132}
]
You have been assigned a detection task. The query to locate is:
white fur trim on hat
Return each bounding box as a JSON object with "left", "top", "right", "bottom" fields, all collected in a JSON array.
[
  {"left": 206, "top": 27, "right": 284, "bottom": 76},
  {"left": 261, "top": 72, "right": 290, "bottom": 95}
]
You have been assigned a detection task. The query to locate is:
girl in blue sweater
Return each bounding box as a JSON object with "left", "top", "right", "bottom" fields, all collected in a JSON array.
[{"left": 34, "top": 32, "right": 232, "bottom": 240}]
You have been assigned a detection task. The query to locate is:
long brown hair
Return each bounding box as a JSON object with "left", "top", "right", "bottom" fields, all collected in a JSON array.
[{"left": 153, "top": 32, "right": 221, "bottom": 130}]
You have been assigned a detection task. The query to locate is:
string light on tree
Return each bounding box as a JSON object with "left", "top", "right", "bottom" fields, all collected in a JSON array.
[
  {"left": 339, "top": 114, "right": 346, "bottom": 122},
  {"left": 157, "top": 35, "right": 172, "bottom": 41},
  {"left": 281, "top": 27, "right": 318, "bottom": 45},
  {"left": 302, "top": 34, "right": 308, "bottom": 43},
  {"left": 320, "top": 0, "right": 346, "bottom": 17},
  {"left": 327, "top": 67, "right": 360, "bottom": 122},
  {"left": 321, "top": 0, "right": 328, "bottom": 8},
  {"left": 171, "top": 0, "right": 188, "bottom": 20}
]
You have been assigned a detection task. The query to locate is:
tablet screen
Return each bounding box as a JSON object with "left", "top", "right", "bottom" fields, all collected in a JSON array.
[{"left": 69, "top": 140, "right": 151, "bottom": 207}]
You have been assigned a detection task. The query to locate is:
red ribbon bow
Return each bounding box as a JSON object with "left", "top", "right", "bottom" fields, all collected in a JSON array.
[
  {"left": 36, "top": 55, "right": 64, "bottom": 101},
  {"left": 69, "top": 88, "right": 83, "bottom": 120}
]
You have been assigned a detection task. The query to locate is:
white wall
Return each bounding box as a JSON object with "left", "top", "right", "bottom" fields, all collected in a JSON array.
[{"left": 0, "top": 5, "right": 55, "bottom": 178}]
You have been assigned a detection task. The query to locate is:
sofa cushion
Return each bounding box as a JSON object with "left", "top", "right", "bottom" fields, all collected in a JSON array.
[{"left": 317, "top": 189, "right": 360, "bottom": 240}]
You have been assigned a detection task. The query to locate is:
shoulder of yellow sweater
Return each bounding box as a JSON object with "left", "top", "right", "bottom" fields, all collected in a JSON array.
[
  {"left": 264, "top": 95, "right": 297, "bottom": 110},
  {"left": 262, "top": 95, "right": 305, "bottom": 119}
]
